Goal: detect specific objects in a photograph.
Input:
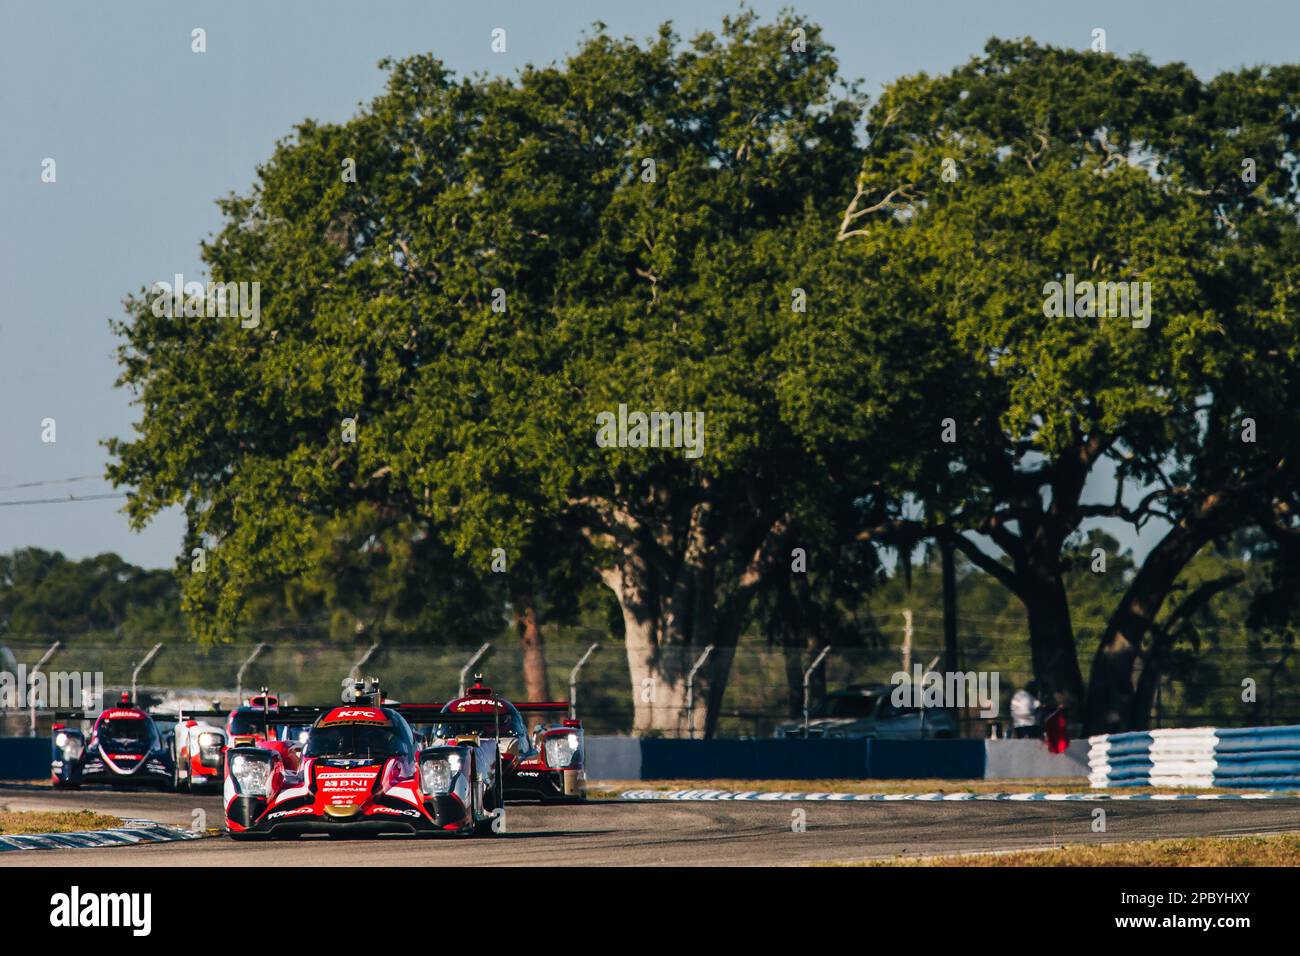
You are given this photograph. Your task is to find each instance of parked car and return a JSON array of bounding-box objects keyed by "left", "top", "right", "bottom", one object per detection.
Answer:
[{"left": 773, "top": 685, "right": 957, "bottom": 739}]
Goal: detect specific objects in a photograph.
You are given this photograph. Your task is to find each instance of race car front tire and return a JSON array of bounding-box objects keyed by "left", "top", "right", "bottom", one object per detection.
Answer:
[{"left": 474, "top": 774, "right": 503, "bottom": 837}]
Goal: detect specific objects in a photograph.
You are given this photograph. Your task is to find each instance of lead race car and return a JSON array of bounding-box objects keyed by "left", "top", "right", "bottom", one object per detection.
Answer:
[
  {"left": 224, "top": 679, "right": 504, "bottom": 840},
  {"left": 50, "top": 692, "right": 174, "bottom": 789}
]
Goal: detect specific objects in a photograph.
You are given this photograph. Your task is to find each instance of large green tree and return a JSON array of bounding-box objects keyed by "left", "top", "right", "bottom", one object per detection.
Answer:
[
  {"left": 108, "top": 13, "right": 905, "bottom": 734},
  {"left": 811, "top": 39, "right": 1300, "bottom": 731}
]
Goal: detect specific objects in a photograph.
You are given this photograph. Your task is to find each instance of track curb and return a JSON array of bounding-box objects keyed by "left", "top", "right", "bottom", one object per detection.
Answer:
[
  {"left": 0, "top": 819, "right": 209, "bottom": 852},
  {"left": 620, "top": 788, "right": 1300, "bottom": 802}
]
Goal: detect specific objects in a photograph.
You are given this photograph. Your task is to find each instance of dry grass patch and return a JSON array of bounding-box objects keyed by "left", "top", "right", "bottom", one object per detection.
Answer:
[
  {"left": 0, "top": 810, "right": 123, "bottom": 835},
  {"left": 867, "top": 833, "right": 1300, "bottom": 867}
]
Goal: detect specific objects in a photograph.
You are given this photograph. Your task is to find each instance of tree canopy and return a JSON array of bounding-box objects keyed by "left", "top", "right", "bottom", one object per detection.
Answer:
[{"left": 108, "top": 15, "right": 1300, "bottom": 734}]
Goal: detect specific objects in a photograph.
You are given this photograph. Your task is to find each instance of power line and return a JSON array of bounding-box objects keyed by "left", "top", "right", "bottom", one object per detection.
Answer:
[
  {"left": 0, "top": 474, "right": 104, "bottom": 491},
  {"left": 0, "top": 492, "right": 127, "bottom": 508}
]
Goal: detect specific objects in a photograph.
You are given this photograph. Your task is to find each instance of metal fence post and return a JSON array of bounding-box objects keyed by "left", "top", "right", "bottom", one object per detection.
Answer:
[
  {"left": 685, "top": 645, "right": 715, "bottom": 740},
  {"left": 28, "top": 641, "right": 61, "bottom": 737},
  {"left": 802, "top": 646, "right": 832, "bottom": 739},
  {"left": 568, "top": 643, "right": 600, "bottom": 719},
  {"left": 236, "top": 642, "right": 269, "bottom": 705},
  {"left": 130, "top": 642, "right": 164, "bottom": 705},
  {"left": 459, "top": 642, "right": 491, "bottom": 696}
]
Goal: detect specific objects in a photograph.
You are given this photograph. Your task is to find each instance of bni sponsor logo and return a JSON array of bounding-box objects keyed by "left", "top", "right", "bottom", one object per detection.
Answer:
[{"left": 49, "top": 886, "right": 151, "bottom": 937}]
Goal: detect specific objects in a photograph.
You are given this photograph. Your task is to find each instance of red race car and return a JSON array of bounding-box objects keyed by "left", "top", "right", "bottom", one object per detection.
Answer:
[
  {"left": 399, "top": 679, "right": 586, "bottom": 803},
  {"left": 224, "top": 682, "right": 503, "bottom": 840},
  {"left": 171, "top": 692, "right": 307, "bottom": 792}
]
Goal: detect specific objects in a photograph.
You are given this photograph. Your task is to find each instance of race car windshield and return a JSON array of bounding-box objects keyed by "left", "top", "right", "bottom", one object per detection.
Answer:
[
  {"left": 100, "top": 719, "right": 158, "bottom": 746},
  {"left": 303, "top": 724, "right": 407, "bottom": 759},
  {"left": 229, "top": 712, "right": 272, "bottom": 736},
  {"left": 432, "top": 712, "right": 522, "bottom": 740},
  {"left": 280, "top": 724, "right": 312, "bottom": 744}
]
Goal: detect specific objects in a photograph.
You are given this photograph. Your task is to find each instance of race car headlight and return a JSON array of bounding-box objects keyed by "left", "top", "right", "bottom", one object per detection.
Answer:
[
  {"left": 229, "top": 752, "right": 273, "bottom": 796},
  {"left": 198, "top": 732, "right": 224, "bottom": 754},
  {"left": 55, "top": 733, "right": 83, "bottom": 760},
  {"left": 544, "top": 732, "right": 581, "bottom": 769},
  {"left": 420, "top": 756, "right": 455, "bottom": 795}
]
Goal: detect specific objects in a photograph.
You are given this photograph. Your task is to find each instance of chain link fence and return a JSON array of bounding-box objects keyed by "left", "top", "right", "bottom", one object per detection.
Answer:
[{"left": 3, "top": 631, "right": 1297, "bottom": 738}]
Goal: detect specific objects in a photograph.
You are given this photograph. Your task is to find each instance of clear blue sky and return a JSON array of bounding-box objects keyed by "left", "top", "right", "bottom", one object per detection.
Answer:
[{"left": 1, "top": 0, "right": 1295, "bottom": 569}]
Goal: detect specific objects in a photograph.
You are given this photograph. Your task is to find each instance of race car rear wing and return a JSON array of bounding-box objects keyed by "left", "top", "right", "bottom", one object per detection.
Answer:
[
  {"left": 512, "top": 702, "right": 571, "bottom": 713},
  {"left": 166, "top": 709, "right": 227, "bottom": 722},
  {"left": 203, "top": 704, "right": 332, "bottom": 742},
  {"left": 393, "top": 706, "right": 502, "bottom": 732},
  {"left": 390, "top": 712, "right": 501, "bottom": 738}
]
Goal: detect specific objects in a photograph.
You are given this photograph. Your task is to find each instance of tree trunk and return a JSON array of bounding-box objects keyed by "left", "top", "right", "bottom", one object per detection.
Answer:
[
  {"left": 1128, "top": 571, "right": 1245, "bottom": 730},
  {"left": 599, "top": 560, "right": 698, "bottom": 736},
  {"left": 512, "top": 588, "right": 549, "bottom": 702},
  {"left": 1021, "top": 568, "right": 1086, "bottom": 716},
  {"left": 584, "top": 495, "right": 782, "bottom": 737},
  {"left": 775, "top": 573, "right": 822, "bottom": 719},
  {"left": 1084, "top": 514, "right": 1224, "bottom": 734}
]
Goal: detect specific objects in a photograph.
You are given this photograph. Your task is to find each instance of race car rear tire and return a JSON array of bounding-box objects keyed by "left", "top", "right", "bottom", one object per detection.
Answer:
[{"left": 52, "top": 781, "right": 80, "bottom": 790}]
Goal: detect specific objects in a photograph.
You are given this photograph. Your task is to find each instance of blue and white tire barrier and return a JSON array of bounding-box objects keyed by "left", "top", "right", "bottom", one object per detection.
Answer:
[
  {"left": 0, "top": 819, "right": 206, "bottom": 852},
  {"left": 1089, "top": 725, "right": 1300, "bottom": 789},
  {"left": 620, "top": 789, "right": 1298, "bottom": 802}
]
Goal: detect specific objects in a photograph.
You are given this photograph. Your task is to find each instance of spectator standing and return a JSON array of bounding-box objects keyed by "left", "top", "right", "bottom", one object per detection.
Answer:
[{"left": 1010, "top": 682, "right": 1042, "bottom": 738}]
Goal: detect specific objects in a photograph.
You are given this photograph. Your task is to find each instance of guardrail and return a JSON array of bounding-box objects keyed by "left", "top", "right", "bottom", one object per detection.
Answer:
[
  {"left": 1, "top": 735, "right": 1087, "bottom": 784},
  {"left": 586, "top": 737, "right": 1085, "bottom": 781},
  {"left": 1088, "top": 725, "right": 1300, "bottom": 789}
]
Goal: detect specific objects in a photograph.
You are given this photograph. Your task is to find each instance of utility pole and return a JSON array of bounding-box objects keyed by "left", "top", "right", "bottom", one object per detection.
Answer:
[{"left": 901, "top": 609, "right": 913, "bottom": 674}]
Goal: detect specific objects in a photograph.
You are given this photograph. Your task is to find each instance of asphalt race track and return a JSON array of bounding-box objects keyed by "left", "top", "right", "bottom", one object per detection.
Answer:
[{"left": 4, "top": 783, "right": 1300, "bottom": 865}]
